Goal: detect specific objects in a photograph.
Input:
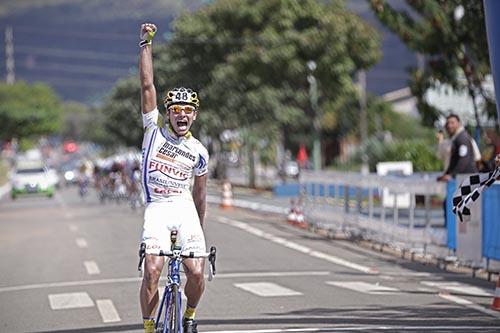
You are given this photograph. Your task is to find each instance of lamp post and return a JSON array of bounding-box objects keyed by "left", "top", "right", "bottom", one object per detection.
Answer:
[
  {"left": 357, "top": 70, "right": 369, "bottom": 175},
  {"left": 307, "top": 60, "right": 321, "bottom": 171}
]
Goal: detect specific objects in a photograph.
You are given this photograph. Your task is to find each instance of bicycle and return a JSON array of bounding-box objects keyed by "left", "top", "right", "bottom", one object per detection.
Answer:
[{"left": 138, "top": 230, "right": 216, "bottom": 333}]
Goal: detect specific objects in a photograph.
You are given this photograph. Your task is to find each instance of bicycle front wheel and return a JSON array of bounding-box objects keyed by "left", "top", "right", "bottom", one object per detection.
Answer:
[{"left": 167, "top": 284, "right": 181, "bottom": 333}]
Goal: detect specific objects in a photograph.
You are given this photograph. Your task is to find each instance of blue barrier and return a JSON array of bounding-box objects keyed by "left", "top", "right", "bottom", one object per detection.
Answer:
[
  {"left": 273, "top": 182, "right": 376, "bottom": 198},
  {"left": 482, "top": 183, "right": 500, "bottom": 260},
  {"left": 446, "top": 179, "right": 457, "bottom": 251},
  {"left": 273, "top": 183, "right": 301, "bottom": 197}
]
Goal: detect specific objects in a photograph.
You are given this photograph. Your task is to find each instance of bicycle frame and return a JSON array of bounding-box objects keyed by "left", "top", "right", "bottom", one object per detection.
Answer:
[
  {"left": 138, "top": 231, "right": 216, "bottom": 333},
  {"left": 155, "top": 253, "right": 183, "bottom": 333}
]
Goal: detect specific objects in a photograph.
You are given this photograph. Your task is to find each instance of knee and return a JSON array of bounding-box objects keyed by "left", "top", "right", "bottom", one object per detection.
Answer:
[
  {"left": 143, "top": 266, "right": 161, "bottom": 286},
  {"left": 187, "top": 266, "right": 205, "bottom": 284}
]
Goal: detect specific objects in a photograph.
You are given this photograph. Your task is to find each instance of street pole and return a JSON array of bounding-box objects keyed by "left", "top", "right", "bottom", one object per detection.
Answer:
[
  {"left": 307, "top": 60, "right": 321, "bottom": 171},
  {"left": 5, "top": 26, "right": 15, "bottom": 84},
  {"left": 357, "top": 70, "right": 369, "bottom": 175}
]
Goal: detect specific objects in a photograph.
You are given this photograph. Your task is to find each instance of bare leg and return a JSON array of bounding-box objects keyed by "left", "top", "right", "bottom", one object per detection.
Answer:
[
  {"left": 183, "top": 258, "right": 205, "bottom": 307},
  {"left": 140, "top": 255, "right": 165, "bottom": 317}
]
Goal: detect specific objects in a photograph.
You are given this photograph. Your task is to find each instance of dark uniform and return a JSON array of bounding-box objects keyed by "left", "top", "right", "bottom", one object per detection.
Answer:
[{"left": 445, "top": 129, "right": 478, "bottom": 177}]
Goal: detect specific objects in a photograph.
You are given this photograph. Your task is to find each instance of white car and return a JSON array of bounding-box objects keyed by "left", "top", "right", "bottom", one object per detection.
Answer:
[{"left": 10, "top": 161, "right": 55, "bottom": 199}]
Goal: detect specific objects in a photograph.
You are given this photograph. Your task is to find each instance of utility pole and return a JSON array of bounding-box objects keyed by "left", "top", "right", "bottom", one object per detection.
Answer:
[
  {"left": 307, "top": 60, "right": 321, "bottom": 171},
  {"left": 5, "top": 26, "right": 15, "bottom": 84},
  {"left": 357, "top": 70, "right": 369, "bottom": 175}
]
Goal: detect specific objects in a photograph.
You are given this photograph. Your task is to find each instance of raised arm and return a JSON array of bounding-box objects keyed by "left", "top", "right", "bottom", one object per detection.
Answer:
[
  {"left": 192, "top": 174, "right": 208, "bottom": 227},
  {"left": 139, "top": 23, "right": 157, "bottom": 114}
]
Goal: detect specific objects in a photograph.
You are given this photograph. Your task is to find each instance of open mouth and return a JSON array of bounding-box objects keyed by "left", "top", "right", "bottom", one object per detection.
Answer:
[{"left": 177, "top": 120, "right": 188, "bottom": 130}]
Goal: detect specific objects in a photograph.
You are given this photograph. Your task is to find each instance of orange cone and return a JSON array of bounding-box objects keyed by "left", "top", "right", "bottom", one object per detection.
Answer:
[
  {"left": 492, "top": 277, "right": 500, "bottom": 311},
  {"left": 294, "top": 198, "right": 307, "bottom": 229},
  {"left": 295, "top": 206, "right": 307, "bottom": 229},
  {"left": 220, "top": 181, "right": 233, "bottom": 209},
  {"left": 287, "top": 199, "right": 298, "bottom": 225}
]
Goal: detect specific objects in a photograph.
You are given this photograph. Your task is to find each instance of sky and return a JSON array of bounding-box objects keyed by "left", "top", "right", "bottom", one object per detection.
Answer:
[{"left": 0, "top": 0, "right": 416, "bottom": 106}]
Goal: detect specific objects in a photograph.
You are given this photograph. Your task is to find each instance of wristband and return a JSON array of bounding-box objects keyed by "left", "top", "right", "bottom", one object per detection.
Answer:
[{"left": 139, "top": 29, "right": 156, "bottom": 47}]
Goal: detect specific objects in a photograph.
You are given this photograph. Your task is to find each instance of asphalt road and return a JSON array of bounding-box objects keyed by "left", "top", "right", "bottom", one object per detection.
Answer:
[{"left": 1, "top": 186, "right": 500, "bottom": 333}]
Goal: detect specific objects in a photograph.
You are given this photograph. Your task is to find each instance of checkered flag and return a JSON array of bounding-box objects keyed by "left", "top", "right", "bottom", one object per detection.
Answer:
[{"left": 452, "top": 167, "right": 500, "bottom": 222}]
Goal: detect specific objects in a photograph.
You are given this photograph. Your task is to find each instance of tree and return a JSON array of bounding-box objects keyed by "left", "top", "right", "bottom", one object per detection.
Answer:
[
  {"left": 0, "top": 81, "right": 63, "bottom": 142},
  {"left": 369, "top": 0, "right": 496, "bottom": 127},
  {"left": 102, "top": 0, "right": 381, "bottom": 182}
]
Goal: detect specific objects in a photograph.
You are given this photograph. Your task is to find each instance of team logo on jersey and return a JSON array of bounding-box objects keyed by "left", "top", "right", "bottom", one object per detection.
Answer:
[
  {"left": 157, "top": 141, "right": 196, "bottom": 162},
  {"left": 149, "top": 160, "right": 189, "bottom": 181}
]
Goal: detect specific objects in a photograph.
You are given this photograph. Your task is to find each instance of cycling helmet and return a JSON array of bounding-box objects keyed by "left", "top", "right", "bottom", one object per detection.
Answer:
[{"left": 164, "top": 87, "right": 200, "bottom": 109}]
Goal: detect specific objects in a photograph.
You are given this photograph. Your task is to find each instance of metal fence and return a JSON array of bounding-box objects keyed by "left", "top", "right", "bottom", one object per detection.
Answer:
[{"left": 296, "top": 171, "right": 449, "bottom": 257}]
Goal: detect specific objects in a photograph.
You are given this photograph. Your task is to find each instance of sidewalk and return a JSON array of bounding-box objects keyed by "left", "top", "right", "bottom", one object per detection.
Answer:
[{"left": 207, "top": 184, "right": 290, "bottom": 215}]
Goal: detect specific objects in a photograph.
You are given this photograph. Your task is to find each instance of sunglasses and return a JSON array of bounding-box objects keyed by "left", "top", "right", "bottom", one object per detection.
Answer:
[{"left": 168, "top": 105, "right": 196, "bottom": 114}]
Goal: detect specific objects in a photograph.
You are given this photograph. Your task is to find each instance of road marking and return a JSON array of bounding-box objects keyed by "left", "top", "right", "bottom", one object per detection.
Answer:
[
  {"left": 422, "top": 281, "right": 492, "bottom": 296},
  {"left": 96, "top": 299, "right": 121, "bottom": 323},
  {"left": 48, "top": 292, "right": 94, "bottom": 310},
  {"left": 217, "top": 216, "right": 377, "bottom": 274},
  {"left": 203, "top": 326, "right": 500, "bottom": 333},
  {"left": 327, "top": 281, "right": 399, "bottom": 294},
  {"left": 439, "top": 292, "right": 500, "bottom": 319},
  {"left": 0, "top": 271, "right": 329, "bottom": 293},
  {"left": 75, "top": 238, "right": 88, "bottom": 248},
  {"left": 68, "top": 224, "right": 79, "bottom": 232},
  {"left": 84, "top": 261, "right": 100, "bottom": 275},
  {"left": 55, "top": 192, "right": 74, "bottom": 219},
  {"left": 205, "top": 329, "right": 320, "bottom": 333},
  {"left": 234, "top": 282, "right": 302, "bottom": 297}
]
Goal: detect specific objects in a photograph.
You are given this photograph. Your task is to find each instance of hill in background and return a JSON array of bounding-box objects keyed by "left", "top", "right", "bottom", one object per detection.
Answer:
[{"left": 0, "top": 0, "right": 416, "bottom": 105}]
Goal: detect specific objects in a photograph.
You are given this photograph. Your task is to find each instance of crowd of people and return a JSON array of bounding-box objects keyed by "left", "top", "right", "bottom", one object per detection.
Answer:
[{"left": 76, "top": 152, "right": 144, "bottom": 209}]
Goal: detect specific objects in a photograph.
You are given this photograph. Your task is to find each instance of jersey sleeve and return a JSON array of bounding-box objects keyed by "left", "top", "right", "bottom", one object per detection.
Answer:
[
  {"left": 142, "top": 108, "right": 159, "bottom": 131},
  {"left": 194, "top": 145, "right": 209, "bottom": 177}
]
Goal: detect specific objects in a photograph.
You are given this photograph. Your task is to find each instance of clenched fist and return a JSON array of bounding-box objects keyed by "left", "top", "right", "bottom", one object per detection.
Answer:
[{"left": 140, "top": 23, "right": 157, "bottom": 47}]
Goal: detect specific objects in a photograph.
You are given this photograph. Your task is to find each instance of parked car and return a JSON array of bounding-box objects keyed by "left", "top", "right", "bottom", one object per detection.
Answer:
[
  {"left": 46, "top": 167, "right": 61, "bottom": 189},
  {"left": 10, "top": 160, "right": 55, "bottom": 199}
]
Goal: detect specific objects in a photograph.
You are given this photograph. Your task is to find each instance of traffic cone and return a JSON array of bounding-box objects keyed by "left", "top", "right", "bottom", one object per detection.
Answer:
[
  {"left": 491, "top": 277, "right": 500, "bottom": 311},
  {"left": 294, "top": 198, "right": 307, "bottom": 229},
  {"left": 287, "top": 199, "right": 298, "bottom": 225},
  {"left": 220, "top": 181, "right": 233, "bottom": 209}
]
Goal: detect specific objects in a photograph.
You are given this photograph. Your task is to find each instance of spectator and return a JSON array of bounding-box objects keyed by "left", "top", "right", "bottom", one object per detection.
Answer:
[
  {"left": 435, "top": 129, "right": 451, "bottom": 172},
  {"left": 437, "top": 114, "right": 478, "bottom": 182},
  {"left": 479, "top": 130, "right": 500, "bottom": 172}
]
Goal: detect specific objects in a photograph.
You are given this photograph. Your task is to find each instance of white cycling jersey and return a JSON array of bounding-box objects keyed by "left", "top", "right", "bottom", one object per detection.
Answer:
[{"left": 141, "top": 108, "right": 209, "bottom": 203}]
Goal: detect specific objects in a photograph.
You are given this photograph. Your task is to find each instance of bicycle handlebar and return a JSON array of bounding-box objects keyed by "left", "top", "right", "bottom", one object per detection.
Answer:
[{"left": 138, "top": 244, "right": 217, "bottom": 277}]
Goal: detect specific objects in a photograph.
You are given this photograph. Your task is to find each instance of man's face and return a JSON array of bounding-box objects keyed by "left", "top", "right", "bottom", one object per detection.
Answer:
[
  {"left": 167, "top": 104, "right": 197, "bottom": 136},
  {"left": 445, "top": 117, "right": 460, "bottom": 136}
]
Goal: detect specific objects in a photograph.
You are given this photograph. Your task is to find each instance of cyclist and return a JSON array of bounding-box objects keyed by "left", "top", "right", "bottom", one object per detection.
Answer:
[{"left": 138, "top": 23, "right": 209, "bottom": 333}]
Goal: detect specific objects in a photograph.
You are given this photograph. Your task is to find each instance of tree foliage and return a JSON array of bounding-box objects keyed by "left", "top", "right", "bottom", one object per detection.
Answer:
[
  {"left": 369, "top": 0, "right": 496, "bottom": 126},
  {"left": 0, "top": 81, "right": 63, "bottom": 141},
  {"left": 102, "top": 0, "right": 381, "bottom": 152}
]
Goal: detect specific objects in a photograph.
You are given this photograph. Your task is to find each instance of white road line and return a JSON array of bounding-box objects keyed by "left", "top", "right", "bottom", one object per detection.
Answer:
[
  {"left": 55, "top": 192, "right": 74, "bottom": 219},
  {"left": 96, "top": 299, "right": 121, "bottom": 323},
  {"left": 0, "top": 271, "right": 329, "bottom": 293},
  {"left": 48, "top": 292, "right": 94, "bottom": 310},
  {"left": 205, "top": 329, "right": 320, "bottom": 333},
  {"left": 203, "top": 326, "right": 500, "bottom": 333},
  {"left": 75, "top": 238, "right": 88, "bottom": 248},
  {"left": 68, "top": 224, "right": 79, "bottom": 232},
  {"left": 327, "top": 281, "right": 399, "bottom": 294},
  {"left": 217, "top": 216, "right": 377, "bottom": 274},
  {"left": 422, "top": 281, "right": 492, "bottom": 296},
  {"left": 234, "top": 282, "right": 302, "bottom": 297},
  {"left": 84, "top": 261, "right": 101, "bottom": 275},
  {"left": 439, "top": 292, "right": 500, "bottom": 319}
]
